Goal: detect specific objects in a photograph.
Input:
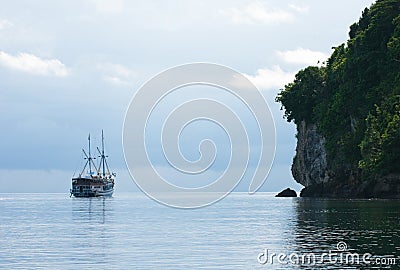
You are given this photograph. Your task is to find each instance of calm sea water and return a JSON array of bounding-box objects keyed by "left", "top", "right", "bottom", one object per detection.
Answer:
[{"left": 0, "top": 193, "right": 399, "bottom": 269}]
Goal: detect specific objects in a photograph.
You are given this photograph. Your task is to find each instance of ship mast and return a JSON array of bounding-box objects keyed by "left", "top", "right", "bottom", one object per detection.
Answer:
[
  {"left": 79, "top": 133, "right": 97, "bottom": 177},
  {"left": 101, "top": 130, "right": 105, "bottom": 177},
  {"left": 97, "top": 130, "right": 111, "bottom": 177},
  {"left": 88, "top": 134, "right": 92, "bottom": 175}
]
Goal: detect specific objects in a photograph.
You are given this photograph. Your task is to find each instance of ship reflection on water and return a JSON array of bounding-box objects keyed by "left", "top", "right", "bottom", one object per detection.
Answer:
[{"left": 71, "top": 197, "right": 113, "bottom": 224}]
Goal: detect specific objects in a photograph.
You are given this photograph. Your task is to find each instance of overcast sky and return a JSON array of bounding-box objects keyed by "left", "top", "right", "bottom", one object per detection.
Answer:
[{"left": 0, "top": 0, "right": 375, "bottom": 193}]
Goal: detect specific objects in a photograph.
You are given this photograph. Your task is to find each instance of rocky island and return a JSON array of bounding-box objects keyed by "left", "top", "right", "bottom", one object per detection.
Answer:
[
  {"left": 277, "top": 0, "right": 400, "bottom": 198},
  {"left": 275, "top": 188, "right": 297, "bottom": 197}
]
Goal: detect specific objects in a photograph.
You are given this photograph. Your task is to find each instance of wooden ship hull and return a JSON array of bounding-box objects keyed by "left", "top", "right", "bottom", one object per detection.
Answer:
[{"left": 71, "top": 177, "right": 114, "bottom": 197}]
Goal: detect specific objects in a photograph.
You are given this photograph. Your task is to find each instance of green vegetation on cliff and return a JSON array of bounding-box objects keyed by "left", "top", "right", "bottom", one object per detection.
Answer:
[{"left": 277, "top": 0, "right": 400, "bottom": 180}]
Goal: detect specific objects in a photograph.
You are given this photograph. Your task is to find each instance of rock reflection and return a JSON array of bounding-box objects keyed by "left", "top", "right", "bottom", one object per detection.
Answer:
[{"left": 292, "top": 198, "right": 400, "bottom": 268}]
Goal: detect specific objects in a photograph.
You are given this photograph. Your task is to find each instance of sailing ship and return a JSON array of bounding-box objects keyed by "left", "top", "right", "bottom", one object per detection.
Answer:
[{"left": 70, "top": 131, "right": 115, "bottom": 197}]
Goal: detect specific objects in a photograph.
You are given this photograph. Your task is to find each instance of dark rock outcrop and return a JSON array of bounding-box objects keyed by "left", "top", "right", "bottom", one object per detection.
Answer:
[
  {"left": 292, "top": 120, "right": 400, "bottom": 198},
  {"left": 275, "top": 188, "right": 297, "bottom": 197},
  {"left": 299, "top": 174, "right": 400, "bottom": 199}
]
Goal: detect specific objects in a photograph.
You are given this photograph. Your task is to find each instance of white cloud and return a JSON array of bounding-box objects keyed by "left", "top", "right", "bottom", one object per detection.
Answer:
[
  {"left": 0, "top": 51, "right": 69, "bottom": 77},
  {"left": 244, "top": 66, "right": 295, "bottom": 90},
  {"left": 97, "top": 63, "right": 132, "bottom": 77},
  {"left": 289, "top": 4, "right": 309, "bottom": 13},
  {"left": 276, "top": 47, "right": 329, "bottom": 66},
  {"left": 88, "top": 0, "right": 124, "bottom": 14},
  {"left": 221, "top": 1, "right": 294, "bottom": 25},
  {"left": 0, "top": 19, "right": 13, "bottom": 30},
  {"left": 103, "top": 76, "right": 128, "bottom": 86},
  {"left": 97, "top": 62, "right": 135, "bottom": 86}
]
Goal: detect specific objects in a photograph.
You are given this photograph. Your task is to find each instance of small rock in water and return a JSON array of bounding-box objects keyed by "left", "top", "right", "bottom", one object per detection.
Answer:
[{"left": 275, "top": 188, "right": 297, "bottom": 197}]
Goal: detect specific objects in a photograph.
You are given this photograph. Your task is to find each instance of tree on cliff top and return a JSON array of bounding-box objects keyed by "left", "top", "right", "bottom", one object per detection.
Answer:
[{"left": 276, "top": 0, "right": 400, "bottom": 178}]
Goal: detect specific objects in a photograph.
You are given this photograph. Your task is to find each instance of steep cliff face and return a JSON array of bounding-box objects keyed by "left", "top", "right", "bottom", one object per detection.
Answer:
[
  {"left": 292, "top": 120, "right": 400, "bottom": 198},
  {"left": 291, "top": 120, "right": 329, "bottom": 187}
]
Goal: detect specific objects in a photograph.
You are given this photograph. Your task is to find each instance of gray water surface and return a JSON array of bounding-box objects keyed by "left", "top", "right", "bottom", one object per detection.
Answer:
[{"left": 0, "top": 193, "right": 399, "bottom": 269}]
